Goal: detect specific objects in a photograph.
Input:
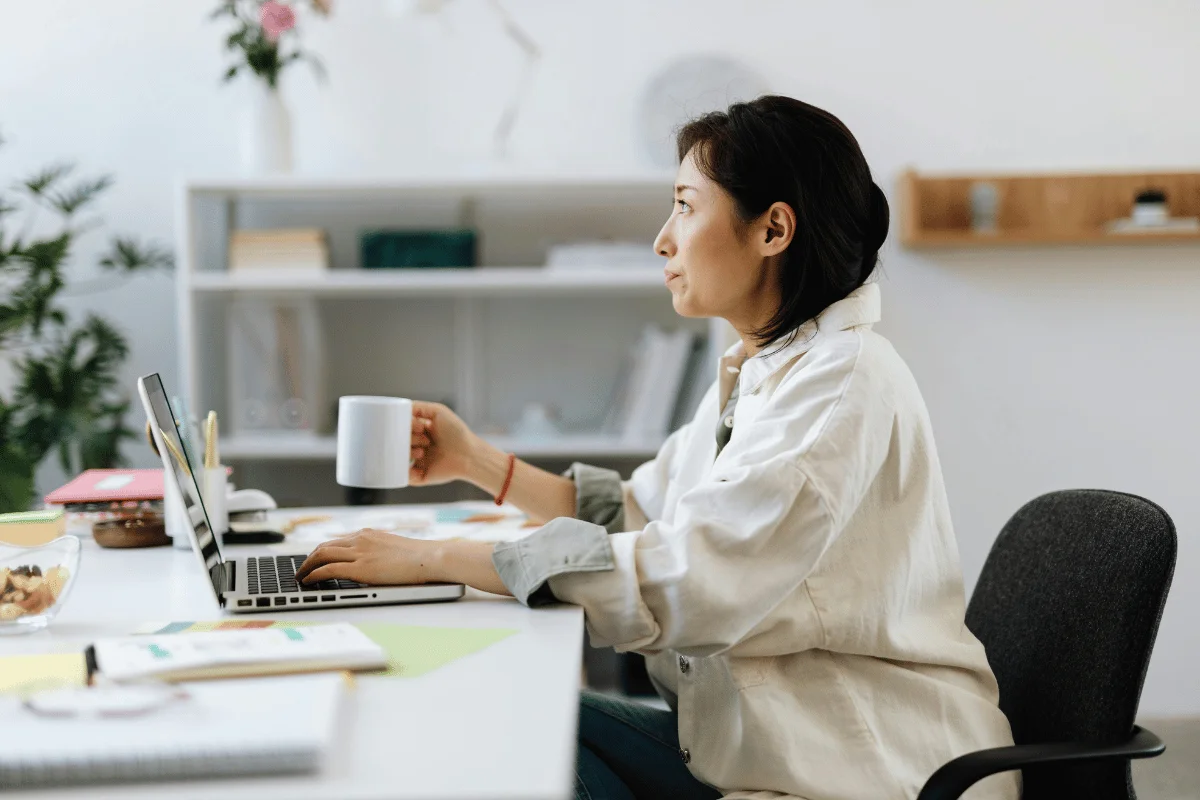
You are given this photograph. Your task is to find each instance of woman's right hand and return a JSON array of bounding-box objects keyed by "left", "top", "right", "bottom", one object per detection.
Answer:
[{"left": 408, "top": 401, "right": 481, "bottom": 487}]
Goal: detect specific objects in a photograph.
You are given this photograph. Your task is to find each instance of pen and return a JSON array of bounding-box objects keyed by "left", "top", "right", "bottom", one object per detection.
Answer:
[{"left": 204, "top": 411, "right": 219, "bottom": 469}]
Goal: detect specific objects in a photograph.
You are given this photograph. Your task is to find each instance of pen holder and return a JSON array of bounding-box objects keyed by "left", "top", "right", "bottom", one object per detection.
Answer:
[{"left": 201, "top": 466, "right": 230, "bottom": 539}]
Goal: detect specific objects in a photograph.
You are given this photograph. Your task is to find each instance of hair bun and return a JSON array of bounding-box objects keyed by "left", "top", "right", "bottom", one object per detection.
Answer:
[{"left": 867, "top": 182, "right": 890, "bottom": 252}]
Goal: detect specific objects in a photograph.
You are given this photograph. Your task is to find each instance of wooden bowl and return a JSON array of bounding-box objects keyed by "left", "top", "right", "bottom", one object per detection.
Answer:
[{"left": 92, "top": 514, "right": 170, "bottom": 548}]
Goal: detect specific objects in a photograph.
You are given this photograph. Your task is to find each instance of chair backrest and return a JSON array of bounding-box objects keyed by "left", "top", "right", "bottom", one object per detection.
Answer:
[{"left": 966, "top": 489, "right": 1176, "bottom": 800}]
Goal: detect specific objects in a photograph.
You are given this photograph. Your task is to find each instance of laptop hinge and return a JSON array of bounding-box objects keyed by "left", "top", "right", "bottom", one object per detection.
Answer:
[{"left": 225, "top": 560, "right": 236, "bottom": 594}]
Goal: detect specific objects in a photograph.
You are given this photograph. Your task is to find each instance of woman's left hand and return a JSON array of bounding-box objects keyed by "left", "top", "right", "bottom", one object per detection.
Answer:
[{"left": 296, "top": 529, "right": 441, "bottom": 586}]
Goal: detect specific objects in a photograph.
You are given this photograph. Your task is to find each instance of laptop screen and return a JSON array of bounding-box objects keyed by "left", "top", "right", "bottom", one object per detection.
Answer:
[{"left": 137, "top": 373, "right": 226, "bottom": 600}]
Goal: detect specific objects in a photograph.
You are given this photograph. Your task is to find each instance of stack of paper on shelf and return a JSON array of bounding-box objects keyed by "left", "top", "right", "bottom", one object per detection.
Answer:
[
  {"left": 545, "top": 240, "right": 661, "bottom": 269},
  {"left": 605, "top": 326, "right": 699, "bottom": 442},
  {"left": 228, "top": 228, "right": 329, "bottom": 272}
]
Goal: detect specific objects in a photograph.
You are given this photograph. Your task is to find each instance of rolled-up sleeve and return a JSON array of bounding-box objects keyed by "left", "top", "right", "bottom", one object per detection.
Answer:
[
  {"left": 564, "top": 462, "right": 625, "bottom": 533},
  {"left": 492, "top": 518, "right": 616, "bottom": 606},
  {"left": 490, "top": 413, "right": 703, "bottom": 609}
]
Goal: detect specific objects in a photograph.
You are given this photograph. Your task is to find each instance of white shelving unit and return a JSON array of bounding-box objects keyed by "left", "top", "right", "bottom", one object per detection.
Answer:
[
  {"left": 189, "top": 267, "right": 668, "bottom": 296},
  {"left": 176, "top": 175, "right": 731, "bottom": 505}
]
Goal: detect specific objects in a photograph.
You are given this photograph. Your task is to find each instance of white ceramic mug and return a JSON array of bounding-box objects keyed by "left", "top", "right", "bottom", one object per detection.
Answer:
[{"left": 336, "top": 396, "right": 413, "bottom": 489}]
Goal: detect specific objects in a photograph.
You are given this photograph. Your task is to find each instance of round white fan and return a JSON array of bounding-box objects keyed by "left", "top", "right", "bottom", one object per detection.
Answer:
[{"left": 636, "top": 55, "right": 772, "bottom": 169}]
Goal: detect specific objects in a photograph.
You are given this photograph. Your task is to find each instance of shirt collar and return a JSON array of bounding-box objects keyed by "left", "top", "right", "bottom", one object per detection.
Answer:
[{"left": 718, "top": 282, "right": 882, "bottom": 397}]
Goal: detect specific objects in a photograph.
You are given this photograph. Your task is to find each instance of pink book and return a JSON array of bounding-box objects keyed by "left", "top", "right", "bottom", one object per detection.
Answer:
[{"left": 44, "top": 469, "right": 164, "bottom": 506}]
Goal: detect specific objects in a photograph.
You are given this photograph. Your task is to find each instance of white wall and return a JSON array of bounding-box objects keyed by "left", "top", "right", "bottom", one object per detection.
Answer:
[{"left": 2, "top": 0, "right": 1198, "bottom": 715}]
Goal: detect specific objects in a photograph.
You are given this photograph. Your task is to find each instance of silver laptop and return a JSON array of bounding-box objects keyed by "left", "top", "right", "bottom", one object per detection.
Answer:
[{"left": 137, "top": 373, "right": 465, "bottom": 613}]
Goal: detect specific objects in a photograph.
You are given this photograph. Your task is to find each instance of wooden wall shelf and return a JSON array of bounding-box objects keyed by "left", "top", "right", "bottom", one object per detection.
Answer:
[{"left": 900, "top": 168, "right": 1200, "bottom": 248}]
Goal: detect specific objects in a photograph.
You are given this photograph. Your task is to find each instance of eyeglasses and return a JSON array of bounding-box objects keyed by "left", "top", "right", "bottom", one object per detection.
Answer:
[{"left": 20, "top": 682, "right": 191, "bottom": 720}]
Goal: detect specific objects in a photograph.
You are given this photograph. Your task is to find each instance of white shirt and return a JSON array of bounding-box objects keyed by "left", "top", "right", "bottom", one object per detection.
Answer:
[{"left": 495, "top": 283, "right": 1019, "bottom": 799}]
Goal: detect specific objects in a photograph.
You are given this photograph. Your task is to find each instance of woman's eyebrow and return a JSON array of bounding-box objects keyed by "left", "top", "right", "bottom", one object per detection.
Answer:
[{"left": 674, "top": 184, "right": 697, "bottom": 195}]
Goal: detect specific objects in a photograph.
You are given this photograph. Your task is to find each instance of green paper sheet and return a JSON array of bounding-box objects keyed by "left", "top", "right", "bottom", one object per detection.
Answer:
[
  {"left": 353, "top": 623, "right": 518, "bottom": 678},
  {"left": 0, "top": 622, "right": 518, "bottom": 692}
]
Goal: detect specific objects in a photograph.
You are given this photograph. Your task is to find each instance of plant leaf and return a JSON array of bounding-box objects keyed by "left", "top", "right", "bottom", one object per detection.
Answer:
[
  {"left": 20, "top": 231, "right": 71, "bottom": 277},
  {"left": 0, "top": 304, "right": 29, "bottom": 338},
  {"left": 50, "top": 175, "right": 114, "bottom": 216},
  {"left": 0, "top": 458, "right": 36, "bottom": 513},
  {"left": 98, "top": 236, "right": 174, "bottom": 272},
  {"left": 20, "top": 163, "right": 74, "bottom": 197},
  {"left": 8, "top": 262, "right": 66, "bottom": 337}
]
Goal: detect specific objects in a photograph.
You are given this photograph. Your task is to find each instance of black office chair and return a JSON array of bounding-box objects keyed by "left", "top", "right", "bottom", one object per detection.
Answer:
[{"left": 918, "top": 489, "right": 1176, "bottom": 800}]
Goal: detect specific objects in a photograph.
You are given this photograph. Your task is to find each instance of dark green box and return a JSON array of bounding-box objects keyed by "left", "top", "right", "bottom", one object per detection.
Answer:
[{"left": 360, "top": 229, "right": 477, "bottom": 269}]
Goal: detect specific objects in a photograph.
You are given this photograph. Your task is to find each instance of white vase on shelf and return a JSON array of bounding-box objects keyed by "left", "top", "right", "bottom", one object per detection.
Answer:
[{"left": 239, "top": 79, "right": 293, "bottom": 175}]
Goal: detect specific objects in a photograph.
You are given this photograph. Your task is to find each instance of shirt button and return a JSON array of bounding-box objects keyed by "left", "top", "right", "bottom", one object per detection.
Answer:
[
  {"left": 723, "top": 415, "right": 734, "bottom": 429},
  {"left": 678, "top": 655, "right": 690, "bottom": 674},
  {"left": 680, "top": 748, "right": 691, "bottom": 764}
]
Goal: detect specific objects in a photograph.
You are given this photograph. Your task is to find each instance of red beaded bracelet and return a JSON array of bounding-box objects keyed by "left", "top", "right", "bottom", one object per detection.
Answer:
[{"left": 494, "top": 452, "right": 516, "bottom": 506}]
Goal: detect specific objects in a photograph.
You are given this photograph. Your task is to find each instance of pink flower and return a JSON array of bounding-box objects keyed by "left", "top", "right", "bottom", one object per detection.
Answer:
[{"left": 260, "top": 1, "right": 296, "bottom": 41}]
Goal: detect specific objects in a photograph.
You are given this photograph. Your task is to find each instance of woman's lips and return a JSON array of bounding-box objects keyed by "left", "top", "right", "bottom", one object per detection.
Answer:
[{"left": 665, "top": 269, "right": 681, "bottom": 284}]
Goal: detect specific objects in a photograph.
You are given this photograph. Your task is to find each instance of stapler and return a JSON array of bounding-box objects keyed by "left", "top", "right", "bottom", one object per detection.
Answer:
[{"left": 221, "top": 488, "right": 285, "bottom": 544}]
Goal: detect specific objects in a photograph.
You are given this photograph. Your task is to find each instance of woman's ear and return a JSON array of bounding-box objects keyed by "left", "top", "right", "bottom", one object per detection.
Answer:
[{"left": 756, "top": 202, "right": 796, "bottom": 256}]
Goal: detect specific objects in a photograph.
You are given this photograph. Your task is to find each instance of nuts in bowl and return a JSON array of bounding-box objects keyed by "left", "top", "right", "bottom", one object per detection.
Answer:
[{"left": 0, "top": 536, "right": 80, "bottom": 634}]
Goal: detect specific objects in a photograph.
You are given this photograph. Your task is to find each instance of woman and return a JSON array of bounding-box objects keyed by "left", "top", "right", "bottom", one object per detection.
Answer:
[{"left": 298, "top": 96, "right": 1019, "bottom": 800}]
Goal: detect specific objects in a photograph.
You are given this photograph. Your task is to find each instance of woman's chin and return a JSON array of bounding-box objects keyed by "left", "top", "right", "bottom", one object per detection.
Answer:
[{"left": 670, "top": 291, "right": 701, "bottom": 318}]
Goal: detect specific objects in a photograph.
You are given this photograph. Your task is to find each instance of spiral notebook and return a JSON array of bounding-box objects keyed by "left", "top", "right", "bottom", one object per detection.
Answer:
[{"left": 0, "top": 672, "right": 344, "bottom": 789}]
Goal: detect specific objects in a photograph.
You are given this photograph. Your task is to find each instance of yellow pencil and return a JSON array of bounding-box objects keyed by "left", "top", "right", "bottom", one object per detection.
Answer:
[{"left": 204, "top": 411, "right": 217, "bottom": 469}]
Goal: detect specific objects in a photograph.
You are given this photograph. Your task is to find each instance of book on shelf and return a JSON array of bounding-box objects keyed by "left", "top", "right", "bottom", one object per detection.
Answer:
[
  {"left": 604, "top": 325, "right": 700, "bottom": 443},
  {"left": 228, "top": 228, "right": 330, "bottom": 272}
]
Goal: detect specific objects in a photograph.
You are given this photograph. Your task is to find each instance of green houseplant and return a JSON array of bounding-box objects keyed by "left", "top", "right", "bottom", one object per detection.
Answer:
[{"left": 0, "top": 134, "right": 172, "bottom": 512}]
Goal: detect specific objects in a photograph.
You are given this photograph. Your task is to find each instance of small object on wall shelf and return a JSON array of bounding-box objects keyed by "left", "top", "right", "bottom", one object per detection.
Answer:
[
  {"left": 229, "top": 228, "right": 329, "bottom": 272},
  {"left": 900, "top": 168, "right": 1200, "bottom": 247},
  {"left": 360, "top": 229, "right": 476, "bottom": 269},
  {"left": 1106, "top": 188, "right": 1200, "bottom": 235}
]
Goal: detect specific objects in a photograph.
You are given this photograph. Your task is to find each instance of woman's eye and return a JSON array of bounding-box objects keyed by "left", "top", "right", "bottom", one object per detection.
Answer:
[{"left": 676, "top": 200, "right": 690, "bottom": 213}]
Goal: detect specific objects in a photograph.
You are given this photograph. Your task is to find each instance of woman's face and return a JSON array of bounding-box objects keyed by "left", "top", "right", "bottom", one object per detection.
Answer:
[{"left": 653, "top": 149, "right": 787, "bottom": 338}]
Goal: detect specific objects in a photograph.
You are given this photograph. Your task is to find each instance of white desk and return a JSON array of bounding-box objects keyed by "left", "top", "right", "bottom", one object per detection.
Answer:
[{"left": 1, "top": 505, "right": 585, "bottom": 800}]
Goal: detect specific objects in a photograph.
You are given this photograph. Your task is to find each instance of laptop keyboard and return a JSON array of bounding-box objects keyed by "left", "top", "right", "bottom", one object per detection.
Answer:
[{"left": 244, "top": 555, "right": 365, "bottom": 595}]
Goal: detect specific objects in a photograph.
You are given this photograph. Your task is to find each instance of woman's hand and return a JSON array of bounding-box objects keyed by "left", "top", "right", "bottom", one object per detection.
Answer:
[
  {"left": 296, "top": 529, "right": 441, "bottom": 586},
  {"left": 409, "top": 401, "right": 482, "bottom": 487},
  {"left": 296, "top": 529, "right": 512, "bottom": 595}
]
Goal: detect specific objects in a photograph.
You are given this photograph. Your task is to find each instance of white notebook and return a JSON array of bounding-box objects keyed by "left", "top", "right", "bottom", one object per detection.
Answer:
[
  {"left": 0, "top": 672, "right": 344, "bottom": 789},
  {"left": 91, "top": 622, "right": 387, "bottom": 682}
]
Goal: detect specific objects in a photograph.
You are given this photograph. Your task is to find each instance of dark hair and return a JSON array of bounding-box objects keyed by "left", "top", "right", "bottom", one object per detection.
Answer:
[{"left": 676, "top": 95, "right": 889, "bottom": 350}]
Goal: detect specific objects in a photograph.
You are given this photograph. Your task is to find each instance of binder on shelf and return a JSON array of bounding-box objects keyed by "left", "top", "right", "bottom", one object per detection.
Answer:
[
  {"left": 226, "top": 296, "right": 327, "bottom": 435},
  {"left": 605, "top": 325, "right": 698, "bottom": 443}
]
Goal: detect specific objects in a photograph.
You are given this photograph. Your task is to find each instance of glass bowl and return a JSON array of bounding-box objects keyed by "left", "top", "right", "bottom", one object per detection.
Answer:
[{"left": 0, "top": 535, "right": 81, "bottom": 635}]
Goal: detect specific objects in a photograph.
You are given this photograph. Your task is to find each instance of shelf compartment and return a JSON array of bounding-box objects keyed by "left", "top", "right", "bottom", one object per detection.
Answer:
[
  {"left": 190, "top": 267, "right": 667, "bottom": 296},
  {"left": 900, "top": 168, "right": 1200, "bottom": 248},
  {"left": 219, "top": 433, "right": 664, "bottom": 461}
]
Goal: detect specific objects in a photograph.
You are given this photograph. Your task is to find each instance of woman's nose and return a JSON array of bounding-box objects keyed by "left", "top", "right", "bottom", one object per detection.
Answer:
[{"left": 653, "top": 224, "right": 674, "bottom": 258}]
